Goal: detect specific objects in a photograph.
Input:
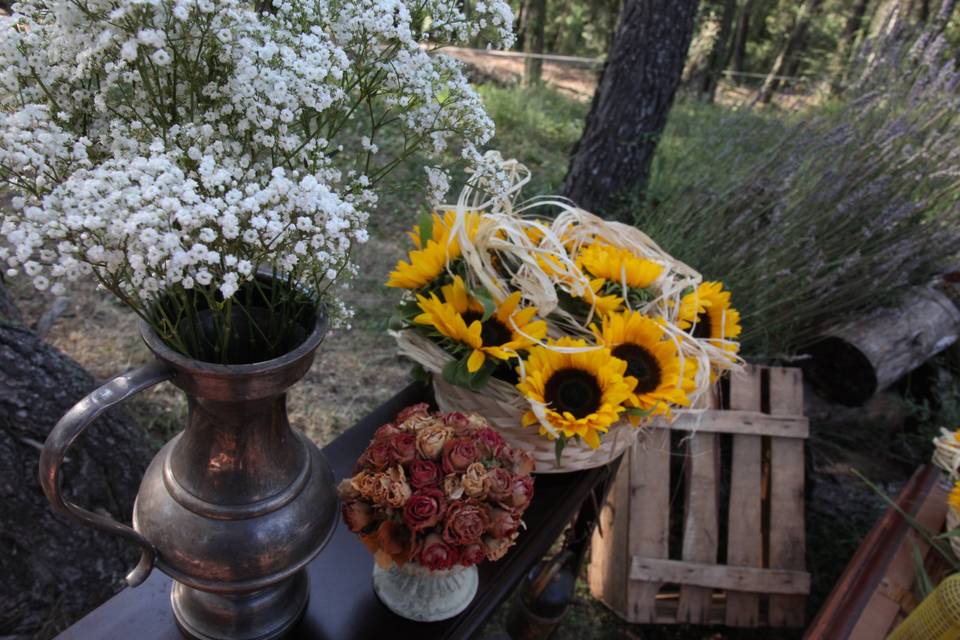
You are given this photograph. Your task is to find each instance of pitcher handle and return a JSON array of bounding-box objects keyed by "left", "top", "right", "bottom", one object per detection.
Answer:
[{"left": 39, "top": 359, "right": 175, "bottom": 587}]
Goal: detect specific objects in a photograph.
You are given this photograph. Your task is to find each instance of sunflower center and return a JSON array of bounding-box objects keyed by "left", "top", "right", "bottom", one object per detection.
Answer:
[
  {"left": 612, "top": 343, "right": 662, "bottom": 394},
  {"left": 464, "top": 312, "right": 513, "bottom": 346},
  {"left": 544, "top": 368, "right": 602, "bottom": 419},
  {"left": 691, "top": 311, "right": 713, "bottom": 340}
]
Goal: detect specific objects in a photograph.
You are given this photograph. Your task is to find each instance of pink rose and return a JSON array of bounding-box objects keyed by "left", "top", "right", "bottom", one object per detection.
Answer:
[
  {"left": 442, "top": 437, "right": 479, "bottom": 474},
  {"left": 416, "top": 424, "right": 454, "bottom": 460},
  {"left": 444, "top": 411, "right": 474, "bottom": 434},
  {"left": 418, "top": 533, "right": 460, "bottom": 571},
  {"left": 512, "top": 449, "right": 536, "bottom": 476},
  {"left": 461, "top": 462, "right": 489, "bottom": 499},
  {"left": 397, "top": 403, "right": 430, "bottom": 424},
  {"left": 507, "top": 475, "right": 534, "bottom": 511},
  {"left": 461, "top": 543, "right": 486, "bottom": 567},
  {"left": 373, "top": 422, "right": 400, "bottom": 440},
  {"left": 402, "top": 488, "right": 446, "bottom": 532},
  {"left": 443, "top": 473, "right": 465, "bottom": 500},
  {"left": 389, "top": 432, "right": 417, "bottom": 465},
  {"left": 341, "top": 501, "right": 376, "bottom": 533},
  {"left": 442, "top": 500, "right": 490, "bottom": 546},
  {"left": 409, "top": 459, "right": 443, "bottom": 489},
  {"left": 486, "top": 467, "right": 513, "bottom": 502},
  {"left": 360, "top": 440, "right": 393, "bottom": 472},
  {"left": 476, "top": 427, "right": 507, "bottom": 458},
  {"left": 487, "top": 508, "right": 521, "bottom": 539}
]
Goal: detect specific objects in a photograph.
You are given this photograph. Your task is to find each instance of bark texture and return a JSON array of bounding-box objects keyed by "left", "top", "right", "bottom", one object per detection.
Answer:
[
  {"left": 700, "top": 0, "right": 737, "bottom": 101},
  {"left": 562, "top": 0, "right": 699, "bottom": 218},
  {"left": 0, "top": 288, "right": 153, "bottom": 639},
  {"left": 803, "top": 287, "right": 960, "bottom": 406},
  {"left": 730, "top": 0, "right": 753, "bottom": 79},
  {"left": 522, "top": 0, "right": 546, "bottom": 86}
]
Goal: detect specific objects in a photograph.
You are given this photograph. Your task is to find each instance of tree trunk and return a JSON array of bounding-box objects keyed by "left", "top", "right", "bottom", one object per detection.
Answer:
[
  {"left": 0, "top": 285, "right": 154, "bottom": 638},
  {"left": 561, "top": 0, "right": 700, "bottom": 218},
  {"left": 730, "top": 0, "right": 754, "bottom": 81},
  {"left": 701, "top": 0, "right": 738, "bottom": 101},
  {"left": 756, "top": 0, "right": 823, "bottom": 104},
  {"left": 523, "top": 0, "right": 546, "bottom": 86},
  {"left": 802, "top": 287, "right": 960, "bottom": 406}
]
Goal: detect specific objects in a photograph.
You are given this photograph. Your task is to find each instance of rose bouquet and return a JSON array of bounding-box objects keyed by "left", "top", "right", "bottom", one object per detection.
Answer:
[
  {"left": 0, "top": 0, "right": 514, "bottom": 363},
  {"left": 388, "top": 159, "right": 743, "bottom": 470},
  {"left": 338, "top": 403, "right": 535, "bottom": 572}
]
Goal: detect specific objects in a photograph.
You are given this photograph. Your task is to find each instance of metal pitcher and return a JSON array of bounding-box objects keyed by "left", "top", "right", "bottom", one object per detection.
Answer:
[{"left": 38, "top": 312, "right": 338, "bottom": 640}]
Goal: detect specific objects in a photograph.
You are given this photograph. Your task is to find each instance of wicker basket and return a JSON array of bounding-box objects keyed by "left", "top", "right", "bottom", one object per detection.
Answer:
[{"left": 396, "top": 330, "right": 638, "bottom": 473}]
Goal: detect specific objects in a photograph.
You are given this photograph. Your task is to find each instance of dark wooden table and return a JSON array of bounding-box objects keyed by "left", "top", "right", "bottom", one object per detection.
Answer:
[{"left": 58, "top": 382, "right": 617, "bottom": 640}]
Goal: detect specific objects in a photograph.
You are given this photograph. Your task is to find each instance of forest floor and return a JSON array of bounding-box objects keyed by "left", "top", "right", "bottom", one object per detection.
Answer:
[{"left": 7, "top": 73, "right": 952, "bottom": 639}]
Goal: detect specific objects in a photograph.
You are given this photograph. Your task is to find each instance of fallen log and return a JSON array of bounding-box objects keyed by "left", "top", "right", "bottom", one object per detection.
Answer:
[{"left": 802, "top": 287, "right": 960, "bottom": 406}]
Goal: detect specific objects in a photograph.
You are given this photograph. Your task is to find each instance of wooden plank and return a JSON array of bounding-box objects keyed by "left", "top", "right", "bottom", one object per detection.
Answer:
[
  {"left": 652, "top": 410, "right": 809, "bottom": 438},
  {"left": 767, "top": 367, "right": 808, "bottom": 627},
  {"left": 632, "top": 557, "right": 809, "bottom": 594},
  {"left": 677, "top": 432, "right": 720, "bottom": 624},
  {"left": 847, "top": 479, "right": 948, "bottom": 640},
  {"left": 587, "top": 446, "right": 632, "bottom": 616},
  {"left": 625, "top": 427, "right": 672, "bottom": 622},
  {"left": 725, "top": 367, "right": 764, "bottom": 626},
  {"left": 804, "top": 465, "right": 944, "bottom": 640}
]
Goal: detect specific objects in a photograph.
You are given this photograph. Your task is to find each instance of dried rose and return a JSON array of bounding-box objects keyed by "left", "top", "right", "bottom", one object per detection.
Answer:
[
  {"left": 444, "top": 411, "right": 474, "bottom": 434},
  {"left": 461, "top": 543, "right": 486, "bottom": 567},
  {"left": 385, "top": 478, "right": 412, "bottom": 509},
  {"left": 507, "top": 474, "right": 534, "bottom": 511},
  {"left": 418, "top": 533, "right": 460, "bottom": 571},
  {"left": 476, "top": 426, "right": 507, "bottom": 458},
  {"left": 368, "top": 474, "right": 391, "bottom": 505},
  {"left": 487, "top": 508, "right": 521, "bottom": 539},
  {"left": 350, "top": 471, "right": 380, "bottom": 500},
  {"left": 483, "top": 533, "right": 517, "bottom": 562},
  {"left": 512, "top": 449, "right": 536, "bottom": 476},
  {"left": 371, "top": 519, "right": 415, "bottom": 568},
  {"left": 461, "top": 462, "right": 489, "bottom": 499},
  {"left": 389, "top": 432, "right": 417, "bottom": 465},
  {"left": 409, "top": 459, "right": 443, "bottom": 489},
  {"left": 341, "top": 500, "right": 376, "bottom": 533},
  {"left": 360, "top": 439, "right": 393, "bottom": 472},
  {"left": 486, "top": 467, "right": 513, "bottom": 502},
  {"left": 337, "top": 477, "right": 360, "bottom": 501},
  {"left": 442, "top": 437, "right": 479, "bottom": 474},
  {"left": 416, "top": 423, "right": 453, "bottom": 460},
  {"left": 397, "top": 403, "right": 430, "bottom": 424},
  {"left": 402, "top": 488, "right": 446, "bottom": 532},
  {"left": 442, "top": 500, "right": 490, "bottom": 546},
  {"left": 443, "top": 473, "right": 465, "bottom": 500},
  {"left": 373, "top": 422, "right": 400, "bottom": 440}
]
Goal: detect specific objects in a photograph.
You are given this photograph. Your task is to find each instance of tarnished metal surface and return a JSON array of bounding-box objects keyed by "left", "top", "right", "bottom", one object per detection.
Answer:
[{"left": 40, "top": 310, "right": 339, "bottom": 639}]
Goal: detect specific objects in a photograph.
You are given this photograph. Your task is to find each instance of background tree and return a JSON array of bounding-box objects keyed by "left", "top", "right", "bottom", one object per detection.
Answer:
[
  {"left": 700, "top": 0, "right": 738, "bottom": 100},
  {"left": 523, "top": 0, "right": 547, "bottom": 86},
  {"left": 756, "top": 0, "right": 824, "bottom": 104},
  {"left": 562, "top": 0, "right": 700, "bottom": 218}
]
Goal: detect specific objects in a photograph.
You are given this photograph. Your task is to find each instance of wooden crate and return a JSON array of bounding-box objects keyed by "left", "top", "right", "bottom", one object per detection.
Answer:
[{"left": 588, "top": 365, "right": 811, "bottom": 627}]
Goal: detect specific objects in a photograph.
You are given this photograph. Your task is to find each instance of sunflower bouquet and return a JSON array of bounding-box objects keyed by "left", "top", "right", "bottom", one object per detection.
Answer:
[{"left": 388, "top": 157, "right": 742, "bottom": 470}]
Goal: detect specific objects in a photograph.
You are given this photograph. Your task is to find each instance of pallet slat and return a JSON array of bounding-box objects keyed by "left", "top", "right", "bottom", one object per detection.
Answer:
[
  {"left": 630, "top": 557, "right": 810, "bottom": 595},
  {"left": 655, "top": 410, "right": 809, "bottom": 438},
  {"left": 627, "top": 427, "right": 672, "bottom": 622},
  {"left": 767, "top": 367, "right": 807, "bottom": 627},
  {"left": 677, "top": 431, "right": 720, "bottom": 624},
  {"left": 725, "top": 368, "right": 764, "bottom": 626}
]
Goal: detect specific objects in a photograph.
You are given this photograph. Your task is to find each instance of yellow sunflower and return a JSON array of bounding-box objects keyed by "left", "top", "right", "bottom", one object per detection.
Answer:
[
  {"left": 679, "top": 281, "right": 742, "bottom": 349},
  {"left": 386, "top": 211, "right": 481, "bottom": 289},
  {"left": 583, "top": 277, "right": 624, "bottom": 316},
  {"left": 592, "top": 310, "right": 695, "bottom": 420},
  {"left": 578, "top": 243, "right": 664, "bottom": 290},
  {"left": 950, "top": 480, "right": 960, "bottom": 515},
  {"left": 516, "top": 337, "right": 636, "bottom": 449},
  {"left": 414, "top": 276, "right": 547, "bottom": 373}
]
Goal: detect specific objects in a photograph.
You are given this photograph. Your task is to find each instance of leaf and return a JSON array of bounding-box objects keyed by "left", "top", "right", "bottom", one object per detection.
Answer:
[
  {"left": 911, "top": 538, "right": 934, "bottom": 600},
  {"left": 411, "top": 363, "right": 430, "bottom": 382},
  {"left": 471, "top": 286, "right": 497, "bottom": 322},
  {"left": 936, "top": 527, "right": 960, "bottom": 539},
  {"left": 624, "top": 405, "right": 658, "bottom": 419},
  {"left": 852, "top": 469, "right": 960, "bottom": 571},
  {"left": 466, "top": 360, "right": 496, "bottom": 391},
  {"left": 418, "top": 211, "right": 434, "bottom": 248},
  {"left": 554, "top": 435, "right": 567, "bottom": 468}
]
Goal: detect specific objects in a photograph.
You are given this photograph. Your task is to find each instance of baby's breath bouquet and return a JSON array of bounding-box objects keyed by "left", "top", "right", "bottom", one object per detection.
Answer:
[
  {"left": 0, "top": 0, "right": 513, "bottom": 362},
  {"left": 389, "top": 158, "right": 743, "bottom": 470}
]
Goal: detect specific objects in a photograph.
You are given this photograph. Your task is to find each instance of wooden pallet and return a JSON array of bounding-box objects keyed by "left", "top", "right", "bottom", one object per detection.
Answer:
[{"left": 588, "top": 365, "right": 811, "bottom": 627}]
